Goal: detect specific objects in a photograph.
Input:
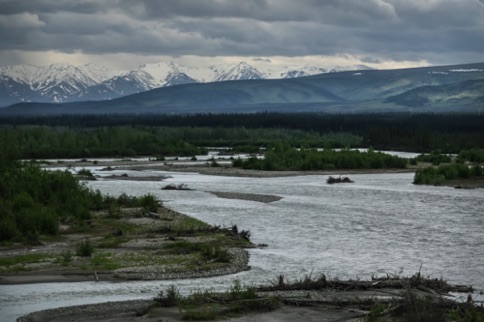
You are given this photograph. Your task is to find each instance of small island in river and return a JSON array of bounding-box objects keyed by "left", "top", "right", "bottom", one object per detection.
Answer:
[{"left": 0, "top": 204, "right": 254, "bottom": 285}]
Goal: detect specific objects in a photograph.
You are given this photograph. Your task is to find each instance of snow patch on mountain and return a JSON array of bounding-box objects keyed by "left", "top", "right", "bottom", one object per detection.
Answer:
[
  {"left": 213, "top": 62, "right": 264, "bottom": 81},
  {"left": 0, "top": 61, "right": 373, "bottom": 106}
]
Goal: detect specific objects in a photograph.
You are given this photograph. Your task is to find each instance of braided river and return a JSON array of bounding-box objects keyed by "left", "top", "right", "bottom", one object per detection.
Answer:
[{"left": 1, "top": 167, "right": 483, "bottom": 321}]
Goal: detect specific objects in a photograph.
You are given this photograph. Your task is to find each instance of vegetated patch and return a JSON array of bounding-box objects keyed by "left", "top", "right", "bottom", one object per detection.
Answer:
[
  {"left": 131, "top": 271, "right": 480, "bottom": 322},
  {"left": 0, "top": 206, "right": 254, "bottom": 280},
  {"left": 208, "top": 191, "right": 283, "bottom": 203},
  {"left": 414, "top": 163, "right": 484, "bottom": 187},
  {"left": 17, "top": 270, "right": 483, "bottom": 322},
  {"left": 76, "top": 168, "right": 96, "bottom": 180},
  {"left": 233, "top": 146, "right": 408, "bottom": 171},
  {"left": 255, "top": 271, "right": 479, "bottom": 322},
  {"left": 149, "top": 279, "right": 279, "bottom": 320},
  {"left": 414, "top": 151, "right": 452, "bottom": 166}
]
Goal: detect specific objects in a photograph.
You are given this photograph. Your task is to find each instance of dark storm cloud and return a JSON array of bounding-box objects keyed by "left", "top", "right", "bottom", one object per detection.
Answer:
[
  {"left": 0, "top": 0, "right": 108, "bottom": 15},
  {"left": 0, "top": 0, "right": 483, "bottom": 64}
]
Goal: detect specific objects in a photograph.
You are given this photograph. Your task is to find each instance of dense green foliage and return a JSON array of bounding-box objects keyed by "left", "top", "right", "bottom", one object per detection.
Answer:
[
  {"left": 0, "top": 153, "right": 161, "bottom": 243},
  {"left": 414, "top": 151, "right": 452, "bottom": 165},
  {"left": 233, "top": 145, "right": 407, "bottom": 171},
  {"left": 0, "top": 160, "right": 90, "bottom": 242},
  {"left": 75, "top": 239, "right": 95, "bottom": 257},
  {"left": 0, "top": 125, "right": 360, "bottom": 159},
  {"left": 0, "top": 126, "right": 206, "bottom": 159},
  {"left": 414, "top": 164, "right": 484, "bottom": 185},
  {"left": 1, "top": 112, "right": 483, "bottom": 153},
  {"left": 457, "top": 149, "right": 484, "bottom": 163}
]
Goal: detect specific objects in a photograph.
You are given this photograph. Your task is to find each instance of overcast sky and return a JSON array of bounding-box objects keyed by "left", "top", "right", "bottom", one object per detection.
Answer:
[{"left": 1, "top": 0, "right": 483, "bottom": 70}]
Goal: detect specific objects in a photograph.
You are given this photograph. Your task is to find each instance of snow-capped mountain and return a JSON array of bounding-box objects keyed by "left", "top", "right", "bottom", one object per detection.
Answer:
[
  {"left": 76, "top": 63, "right": 121, "bottom": 83},
  {"left": 0, "top": 61, "right": 372, "bottom": 106},
  {"left": 0, "top": 63, "right": 122, "bottom": 105},
  {"left": 213, "top": 62, "right": 264, "bottom": 81}
]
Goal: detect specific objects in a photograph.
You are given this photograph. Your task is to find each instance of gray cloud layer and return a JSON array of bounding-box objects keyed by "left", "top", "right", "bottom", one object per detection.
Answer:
[{"left": 0, "top": 0, "right": 483, "bottom": 65}]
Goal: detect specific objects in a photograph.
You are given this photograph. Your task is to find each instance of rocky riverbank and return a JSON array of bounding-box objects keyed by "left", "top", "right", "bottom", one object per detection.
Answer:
[
  {"left": 17, "top": 274, "right": 480, "bottom": 322},
  {"left": 0, "top": 205, "right": 255, "bottom": 285}
]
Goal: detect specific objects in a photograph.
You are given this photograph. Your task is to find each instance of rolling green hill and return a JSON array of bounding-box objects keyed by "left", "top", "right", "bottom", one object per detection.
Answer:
[
  {"left": 386, "top": 79, "right": 484, "bottom": 108},
  {"left": 2, "top": 62, "right": 483, "bottom": 115}
]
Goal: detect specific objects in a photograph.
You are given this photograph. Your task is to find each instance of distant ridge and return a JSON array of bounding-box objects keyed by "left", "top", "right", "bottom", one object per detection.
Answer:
[
  {"left": 0, "top": 61, "right": 371, "bottom": 107},
  {"left": 1, "top": 62, "right": 483, "bottom": 115}
]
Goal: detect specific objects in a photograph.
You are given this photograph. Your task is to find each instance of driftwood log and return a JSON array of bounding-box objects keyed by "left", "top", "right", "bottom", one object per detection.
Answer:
[{"left": 327, "top": 176, "right": 354, "bottom": 184}]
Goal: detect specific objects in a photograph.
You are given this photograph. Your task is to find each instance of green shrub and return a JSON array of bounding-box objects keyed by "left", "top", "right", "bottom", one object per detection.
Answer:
[
  {"left": 448, "top": 305, "right": 484, "bottom": 322},
  {"left": 200, "top": 246, "right": 231, "bottom": 263},
  {"left": 414, "top": 163, "right": 482, "bottom": 185},
  {"left": 11, "top": 192, "right": 35, "bottom": 213},
  {"left": 38, "top": 208, "right": 59, "bottom": 235},
  {"left": 234, "top": 147, "right": 407, "bottom": 171},
  {"left": 76, "top": 239, "right": 94, "bottom": 257},
  {"left": 25, "top": 230, "right": 40, "bottom": 244},
  {"left": 403, "top": 291, "right": 445, "bottom": 322},
  {"left": 0, "top": 218, "right": 18, "bottom": 242},
  {"left": 164, "top": 241, "right": 204, "bottom": 254},
  {"left": 88, "top": 189, "right": 104, "bottom": 211},
  {"left": 415, "top": 152, "right": 452, "bottom": 165},
  {"left": 107, "top": 204, "right": 122, "bottom": 219},
  {"left": 364, "top": 303, "right": 389, "bottom": 322},
  {"left": 231, "top": 145, "right": 261, "bottom": 153},
  {"left": 139, "top": 194, "right": 160, "bottom": 212},
  {"left": 414, "top": 167, "right": 445, "bottom": 185},
  {"left": 458, "top": 149, "right": 484, "bottom": 162},
  {"left": 91, "top": 252, "right": 117, "bottom": 270},
  {"left": 230, "top": 279, "right": 258, "bottom": 301},
  {"left": 164, "top": 241, "right": 231, "bottom": 263},
  {"left": 155, "top": 285, "right": 180, "bottom": 307},
  {"left": 471, "top": 165, "right": 483, "bottom": 176},
  {"left": 232, "top": 158, "right": 243, "bottom": 167},
  {"left": 60, "top": 251, "right": 72, "bottom": 265},
  {"left": 77, "top": 168, "right": 94, "bottom": 178}
]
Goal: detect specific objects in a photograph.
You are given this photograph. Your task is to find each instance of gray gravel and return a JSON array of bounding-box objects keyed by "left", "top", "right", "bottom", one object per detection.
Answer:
[
  {"left": 208, "top": 191, "right": 283, "bottom": 203},
  {"left": 112, "top": 248, "right": 250, "bottom": 280}
]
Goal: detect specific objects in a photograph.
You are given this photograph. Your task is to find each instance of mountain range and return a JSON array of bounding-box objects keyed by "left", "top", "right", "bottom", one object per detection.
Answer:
[
  {"left": 1, "top": 62, "right": 483, "bottom": 115},
  {"left": 0, "top": 61, "right": 370, "bottom": 107}
]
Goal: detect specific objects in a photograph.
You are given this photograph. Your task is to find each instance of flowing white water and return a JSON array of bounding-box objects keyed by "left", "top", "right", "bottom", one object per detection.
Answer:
[{"left": 1, "top": 170, "right": 483, "bottom": 321}]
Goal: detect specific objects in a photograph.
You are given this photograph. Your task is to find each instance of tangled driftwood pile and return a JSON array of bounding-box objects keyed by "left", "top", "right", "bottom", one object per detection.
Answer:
[{"left": 327, "top": 176, "right": 354, "bottom": 184}]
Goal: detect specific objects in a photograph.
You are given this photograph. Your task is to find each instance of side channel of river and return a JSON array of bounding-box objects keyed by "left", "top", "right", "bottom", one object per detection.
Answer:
[{"left": 1, "top": 170, "right": 483, "bottom": 321}]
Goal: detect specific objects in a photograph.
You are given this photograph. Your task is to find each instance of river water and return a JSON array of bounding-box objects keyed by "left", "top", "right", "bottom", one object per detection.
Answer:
[{"left": 1, "top": 169, "right": 483, "bottom": 321}]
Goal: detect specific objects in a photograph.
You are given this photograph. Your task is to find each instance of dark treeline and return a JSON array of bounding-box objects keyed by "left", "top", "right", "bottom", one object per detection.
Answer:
[
  {"left": 0, "top": 126, "right": 360, "bottom": 159},
  {"left": 2, "top": 112, "right": 482, "bottom": 133},
  {"left": 1, "top": 112, "right": 483, "bottom": 153},
  {"left": 0, "top": 126, "right": 206, "bottom": 159}
]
